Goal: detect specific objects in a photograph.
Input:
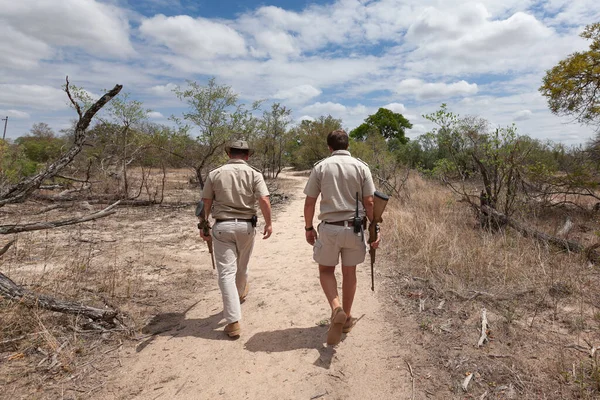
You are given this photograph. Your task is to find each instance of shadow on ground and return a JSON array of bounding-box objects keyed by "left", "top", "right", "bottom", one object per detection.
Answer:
[
  {"left": 244, "top": 326, "right": 336, "bottom": 369},
  {"left": 137, "top": 304, "right": 336, "bottom": 369}
]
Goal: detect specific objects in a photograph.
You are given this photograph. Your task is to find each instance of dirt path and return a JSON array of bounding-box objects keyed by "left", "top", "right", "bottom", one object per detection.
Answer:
[{"left": 102, "top": 173, "right": 412, "bottom": 399}]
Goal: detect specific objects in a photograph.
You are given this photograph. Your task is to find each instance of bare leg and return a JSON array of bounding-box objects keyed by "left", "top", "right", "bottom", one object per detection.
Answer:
[
  {"left": 341, "top": 265, "right": 357, "bottom": 318},
  {"left": 319, "top": 265, "right": 340, "bottom": 311}
]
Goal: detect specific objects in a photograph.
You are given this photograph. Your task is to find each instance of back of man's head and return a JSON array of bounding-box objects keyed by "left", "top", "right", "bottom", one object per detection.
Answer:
[{"left": 327, "top": 129, "right": 349, "bottom": 151}]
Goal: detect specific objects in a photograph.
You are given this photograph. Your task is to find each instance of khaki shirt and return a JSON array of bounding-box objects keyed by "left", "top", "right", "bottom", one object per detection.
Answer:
[
  {"left": 303, "top": 150, "right": 375, "bottom": 222},
  {"left": 202, "top": 160, "right": 269, "bottom": 219}
]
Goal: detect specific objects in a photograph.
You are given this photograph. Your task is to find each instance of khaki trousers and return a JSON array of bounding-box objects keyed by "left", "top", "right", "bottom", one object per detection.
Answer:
[{"left": 212, "top": 220, "right": 256, "bottom": 324}]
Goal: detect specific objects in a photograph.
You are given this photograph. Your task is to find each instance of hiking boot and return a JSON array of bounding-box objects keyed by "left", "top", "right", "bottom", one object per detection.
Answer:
[
  {"left": 343, "top": 317, "right": 357, "bottom": 334},
  {"left": 224, "top": 322, "right": 241, "bottom": 338},
  {"left": 239, "top": 283, "right": 249, "bottom": 303},
  {"left": 326, "top": 307, "right": 346, "bottom": 346}
]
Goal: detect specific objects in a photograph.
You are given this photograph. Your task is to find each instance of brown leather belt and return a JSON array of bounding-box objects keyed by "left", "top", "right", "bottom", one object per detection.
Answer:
[{"left": 323, "top": 220, "right": 354, "bottom": 226}]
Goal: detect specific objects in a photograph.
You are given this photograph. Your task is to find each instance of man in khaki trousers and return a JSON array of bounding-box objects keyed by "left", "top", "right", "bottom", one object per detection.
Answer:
[{"left": 200, "top": 140, "right": 272, "bottom": 338}]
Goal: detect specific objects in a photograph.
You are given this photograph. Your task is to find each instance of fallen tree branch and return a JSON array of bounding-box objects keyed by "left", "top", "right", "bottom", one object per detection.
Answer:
[
  {"left": 0, "top": 201, "right": 119, "bottom": 234},
  {"left": 0, "top": 271, "right": 118, "bottom": 323},
  {"left": 479, "top": 205, "right": 600, "bottom": 263}
]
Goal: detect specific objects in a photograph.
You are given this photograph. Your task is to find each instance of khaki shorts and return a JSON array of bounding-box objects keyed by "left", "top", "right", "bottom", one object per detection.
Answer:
[{"left": 313, "top": 222, "right": 367, "bottom": 267}]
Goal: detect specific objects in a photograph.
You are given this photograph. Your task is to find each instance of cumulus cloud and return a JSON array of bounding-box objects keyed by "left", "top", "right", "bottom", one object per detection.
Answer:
[
  {"left": 140, "top": 15, "right": 246, "bottom": 59},
  {"left": 401, "top": 5, "right": 576, "bottom": 75},
  {"left": 0, "top": 25, "right": 53, "bottom": 69},
  {"left": 0, "top": 0, "right": 134, "bottom": 58},
  {"left": 396, "top": 79, "right": 478, "bottom": 99},
  {"left": 514, "top": 109, "right": 533, "bottom": 121},
  {"left": 149, "top": 83, "right": 178, "bottom": 96},
  {"left": 148, "top": 111, "right": 164, "bottom": 119},
  {"left": 383, "top": 103, "right": 407, "bottom": 114},
  {"left": 273, "top": 85, "right": 322, "bottom": 104},
  {"left": 0, "top": 85, "right": 68, "bottom": 110},
  {"left": 296, "top": 115, "right": 316, "bottom": 125},
  {"left": 301, "top": 102, "right": 348, "bottom": 116}
]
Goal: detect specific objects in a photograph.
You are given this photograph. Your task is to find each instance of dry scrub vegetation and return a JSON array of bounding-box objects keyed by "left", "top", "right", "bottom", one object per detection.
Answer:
[
  {"left": 0, "top": 168, "right": 292, "bottom": 399},
  {"left": 382, "top": 173, "right": 600, "bottom": 399}
]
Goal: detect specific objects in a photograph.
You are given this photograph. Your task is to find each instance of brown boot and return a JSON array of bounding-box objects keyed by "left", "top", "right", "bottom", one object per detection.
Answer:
[
  {"left": 326, "top": 307, "right": 346, "bottom": 346},
  {"left": 224, "top": 322, "right": 241, "bottom": 338}
]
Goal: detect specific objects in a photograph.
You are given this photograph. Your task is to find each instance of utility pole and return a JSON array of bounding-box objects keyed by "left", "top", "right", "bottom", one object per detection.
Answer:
[{"left": 1, "top": 116, "right": 7, "bottom": 141}]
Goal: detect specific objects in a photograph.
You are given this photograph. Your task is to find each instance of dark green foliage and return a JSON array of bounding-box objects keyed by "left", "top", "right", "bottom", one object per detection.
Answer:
[
  {"left": 15, "top": 123, "right": 65, "bottom": 164},
  {"left": 350, "top": 108, "right": 412, "bottom": 144},
  {"left": 287, "top": 116, "right": 342, "bottom": 170}
]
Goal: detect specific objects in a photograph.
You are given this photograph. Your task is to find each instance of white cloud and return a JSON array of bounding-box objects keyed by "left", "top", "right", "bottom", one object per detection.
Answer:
[
  {"left": 0, "top": 25, "right": 53, "bottom": 69},
  {"left": 383, "top": 103, "right": 406, "bottom": 114},
  {"left": 148, "top": 111, "right": 164, "bottom": 119},
  {"left": 139, "top": 15, "right": 246, "bottom": 59},
  {"left": 0, "top": 0, "right": 134, "bottom": 58},
  {"left": 149, "top": 83, "right": 178, "bottom": 96},
  {"left": 252, "top": 30, "right": 300, "bottom": 58},
  {"left": 514, "top": 109, "right": 533, "bottom": 121},
  {"left": 396, "top": 79, "right": 478, "bottom": 99},
  {"left": 297, "top": 115, "right": 315, "bottom": 123},
  {"left": 0, "top": 109, "right": 31, "bottom": 119},
  {"left": 273, "top": 85, "right": 322, "bottom": 104},
  {"left": 301, "top": 102, "right": 348, "bottom": 116},
  {"left": 0, "top": 85, "right": 67, "bottom": 110}
]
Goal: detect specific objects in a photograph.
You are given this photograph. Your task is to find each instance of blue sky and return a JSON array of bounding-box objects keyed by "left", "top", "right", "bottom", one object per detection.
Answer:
[{"left": 1, "top": 0, "right": 599, "bottom": 144}]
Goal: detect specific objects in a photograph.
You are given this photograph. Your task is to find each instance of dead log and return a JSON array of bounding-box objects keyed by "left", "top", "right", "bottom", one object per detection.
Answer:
[
  {"left": 0, "top": 201, "right": 119, "bottom": 234},
  {"left": 0, "top": 77, "right": 122, "bottom": 206},
  {"left": 0, "top": 272, "right": 118, "bottom": 323},
  {"left": 480, "top": 205, "right": 600, "bottom": 263}
]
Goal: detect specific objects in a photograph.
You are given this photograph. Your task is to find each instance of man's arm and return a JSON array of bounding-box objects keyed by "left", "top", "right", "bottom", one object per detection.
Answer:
[
  {"left": 258, "top": 195, "right": 272, "bottom": 239},
  {"left": 304, "top": 196, "right": 318, "bottom": 245},
  {"left": 363, "top": 195, "right": 374, "bottom": 222},
  {"left": 199, "top": 198, "right": 213, "bottom": 241}
]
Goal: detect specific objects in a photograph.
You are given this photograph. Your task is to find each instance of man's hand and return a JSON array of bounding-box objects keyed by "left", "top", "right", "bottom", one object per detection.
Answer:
[
  {"left": 199, "top": 230, "right": 211, "bottom": 242},
  {"left": 370, "top": 232, "right": 381, "bottom": 249},
  {"left": 369, "top": 224, "right": 381, "bottom": 249},
  {"left": 305, "top": 229, "right": 318, "bottom": 246},
  {"left": 263, "top": 224, "right": 273, "bottom": 239}
]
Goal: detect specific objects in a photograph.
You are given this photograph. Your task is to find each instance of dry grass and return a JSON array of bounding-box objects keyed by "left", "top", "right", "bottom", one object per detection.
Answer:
[
  {"left": 0, "top": 168, "right": 212, "bottom": 399},
  {"left": 382, "top": 172, "right": 600, "bottom": 399}
]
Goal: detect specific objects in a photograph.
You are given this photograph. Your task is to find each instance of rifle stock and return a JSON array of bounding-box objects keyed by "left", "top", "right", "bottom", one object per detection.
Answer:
[{"left": 368, "top": 191, "right": 389, "bottom": 291}]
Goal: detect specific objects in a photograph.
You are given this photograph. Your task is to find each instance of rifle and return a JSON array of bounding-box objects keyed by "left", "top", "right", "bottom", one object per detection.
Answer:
[
  {"left": 368, "top": 191, "right": 389, "bottom": 291},
  {"left": 195, "top": 200, "right": 215, "bottom": 270}
]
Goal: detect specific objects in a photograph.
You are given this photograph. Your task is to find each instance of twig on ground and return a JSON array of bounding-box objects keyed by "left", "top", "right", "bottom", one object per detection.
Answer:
[
  {"left": 477, "top": 308, "right": 488, "bottom": 347},
  {"left": 405, "top": 360, "right": 415, "bottom": 400},
  {"left": 462, "top": 373, "right": 474, "bottom": 392},
  {"left": 0, "top": 239, "right": 16, "bottom": 257}
]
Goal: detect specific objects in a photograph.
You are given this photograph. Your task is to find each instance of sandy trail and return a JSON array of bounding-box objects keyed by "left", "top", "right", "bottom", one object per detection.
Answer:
[{"left": 103, "top": 173, "right": 411, "bottom": 399}]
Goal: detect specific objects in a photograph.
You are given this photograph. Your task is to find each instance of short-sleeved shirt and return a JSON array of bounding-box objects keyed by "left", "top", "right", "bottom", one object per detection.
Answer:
[
  {"left": 202, "top": 159, "right": 269, "bottom": 220},
  {"left": 303, "top": 150, "right": 375, "bottom": 222}
]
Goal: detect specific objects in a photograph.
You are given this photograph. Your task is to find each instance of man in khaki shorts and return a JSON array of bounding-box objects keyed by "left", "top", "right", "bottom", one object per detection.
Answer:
[
  {"left": 200, "top": 139, "right": 273, "bottom": 338},
  {"left": 303, "top": 129, "right": 380, "bottom": 346}
]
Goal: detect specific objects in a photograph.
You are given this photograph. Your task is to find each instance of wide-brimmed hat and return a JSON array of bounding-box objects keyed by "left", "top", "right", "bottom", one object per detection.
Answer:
[{"left": 225, "top": 140, "right": 254, "bottom": 156}]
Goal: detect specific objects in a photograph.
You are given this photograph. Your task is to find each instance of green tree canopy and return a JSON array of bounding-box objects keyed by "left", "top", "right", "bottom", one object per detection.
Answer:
[
  {"left": 540, "top": 23, "right": 600, "bottom": 126},
  {"left": 350, "top": 107, "right": 412, "bottom": 144}
]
